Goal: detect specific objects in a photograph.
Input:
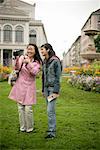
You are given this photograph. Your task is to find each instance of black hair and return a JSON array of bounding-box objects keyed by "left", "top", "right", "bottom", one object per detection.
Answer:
[
  {"left": 27, "top": 43, "right": 42, "bottom": 64},
  {"left": 41, "top": 43, "right": 56, "bottom": 58}
]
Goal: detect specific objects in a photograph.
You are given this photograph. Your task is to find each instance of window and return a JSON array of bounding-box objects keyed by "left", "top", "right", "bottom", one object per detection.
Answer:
[
  {"left": 29, "top": 29, "right": 36, "bottom": 44},
  {"left": 0, "top": 29, "right": 1, "bottom": 42},
  {"left": 3, "top": 49, "right": 12, "bottom": 66},
  {"left": 98, "top": 15, "right": 100, "bottom": 22},
  {"left": 98, "top": 16, "right": 100, "bottom": 30},
  {"left": 3, "top": 25, "right": 12, "bottom": 42},
  {"left": 0, "top": 0, "right": 4, "bottom": 3},
  {"left": 15, "top": 26, "right": 24, "bottom": 43},
  {"left": 98, "top": 24, "right": 100, "bottom": 30}
]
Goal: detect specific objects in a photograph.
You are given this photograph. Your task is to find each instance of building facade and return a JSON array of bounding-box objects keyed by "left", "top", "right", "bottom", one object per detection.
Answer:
[
  {"left": 63, "top": 9, "right": 100, "bottom": 68},
  {"left": 80, "top": 9, "right": 100, "bottom": 64},
  {"left": 0, "top": 0, "right": 47, "bottom": 66},
  {"left": 81, "top": 9, "right": 100, "bottom": 53},
  {"left": 63, "top": 36, "right": 81, "bottom": 68}
]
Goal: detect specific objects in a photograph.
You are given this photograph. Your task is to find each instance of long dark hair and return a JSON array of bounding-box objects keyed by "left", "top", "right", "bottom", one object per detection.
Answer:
[
  {"left": 41, "top": 43, "right": 56, "bottom": 58},
  {"left": 27, "top": 43, "right": 42, "bottom": 64}
]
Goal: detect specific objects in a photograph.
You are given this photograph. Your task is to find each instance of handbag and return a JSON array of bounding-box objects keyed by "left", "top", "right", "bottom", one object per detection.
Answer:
[
  {"left": 9, "top": 63, "right": 23, "bottom": 86},
  {"left": 10, "top": 70, "right": 20, "bottom": 86}
]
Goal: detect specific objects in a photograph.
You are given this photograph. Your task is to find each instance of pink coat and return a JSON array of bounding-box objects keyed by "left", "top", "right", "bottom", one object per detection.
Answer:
[{"left": 9, "top": 56, "right": 40, "bottom": 105}]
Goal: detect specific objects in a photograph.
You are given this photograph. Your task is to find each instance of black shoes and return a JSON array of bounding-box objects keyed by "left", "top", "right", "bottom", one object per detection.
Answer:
[{"left": 45, "top": 134, "right": 55, "bottom": 139}]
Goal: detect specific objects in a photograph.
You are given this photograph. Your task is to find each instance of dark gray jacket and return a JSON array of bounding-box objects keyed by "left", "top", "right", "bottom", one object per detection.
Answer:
[{"left": 42, "top": 56, "right": 61, "bottom": 94}]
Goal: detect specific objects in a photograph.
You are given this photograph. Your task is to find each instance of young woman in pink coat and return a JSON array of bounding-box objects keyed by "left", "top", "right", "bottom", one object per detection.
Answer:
[{"left": 9, "top": 43, "right": 42, "bottom": 133}]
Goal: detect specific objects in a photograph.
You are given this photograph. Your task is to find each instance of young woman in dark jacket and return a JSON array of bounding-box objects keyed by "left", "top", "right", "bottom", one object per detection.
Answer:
[{"left": 40, "top": 43, "right": 61, "bottom": 139}]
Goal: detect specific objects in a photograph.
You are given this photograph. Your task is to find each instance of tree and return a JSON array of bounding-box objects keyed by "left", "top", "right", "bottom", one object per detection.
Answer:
[{"left": 94, "top": 34, "right": 100, "bottom": 53}]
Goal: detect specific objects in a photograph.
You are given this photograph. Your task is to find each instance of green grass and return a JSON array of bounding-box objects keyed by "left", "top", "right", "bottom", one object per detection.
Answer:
[{"left": 0, "top": 78, "right": 100, "bottom": 150}]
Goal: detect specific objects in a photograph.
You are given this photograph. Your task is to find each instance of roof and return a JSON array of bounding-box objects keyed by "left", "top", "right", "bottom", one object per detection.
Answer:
[
  {"left": 81, "top": 9, "right": 100, "bottom": 30},
  {"left": 92, "top": 9, "right": 100, "bottom": 15},
  {"left": 19, "top": 0, "right": 36, "bottom": 7}
]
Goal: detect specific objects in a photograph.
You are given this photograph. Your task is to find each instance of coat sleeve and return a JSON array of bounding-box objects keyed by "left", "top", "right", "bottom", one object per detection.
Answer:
[
  {"left": 15, "top": 55, "right": 24, "bottom": 70},
  {"left": 53, "top": 60, "right": 62, "bottom": 94},
  {"left": 26, "top": 62, "right": 40, "bottom": 76}
]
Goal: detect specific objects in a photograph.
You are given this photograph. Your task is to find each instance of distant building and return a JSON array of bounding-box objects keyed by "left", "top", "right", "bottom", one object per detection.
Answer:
[
  {"left": 63, "top": 36, "right": 81, "bottom": 68},
  {"left": 63, "top": 9, "right": 100, "bottom": 68},
  {"left": 0, "top": 0, "right": 47, "bottom": 66},
  {"left": 80, "top": 9, "right": 100, "bottom": 64}
]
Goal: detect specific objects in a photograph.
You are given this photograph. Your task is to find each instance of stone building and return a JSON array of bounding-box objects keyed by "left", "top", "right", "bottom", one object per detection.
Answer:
[
  {"left": 63, "top": 36, "right": 81, "bottom": 68},
  {"left": 0, "top": 0, "right": 47, "bottom": 66},
  {"left": 80, "top": 9, "right": 100, "bottom": 64},
  {"left": 81, "top": 9, "right": 100, "bottom": 53},
  {"left": 63, "top": 9, "right": 100, "bottom": 68}
]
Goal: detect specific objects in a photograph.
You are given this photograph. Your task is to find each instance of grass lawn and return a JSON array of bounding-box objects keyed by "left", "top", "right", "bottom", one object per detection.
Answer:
[{"left": 0, "top": 78, "right": 100, "bottom": 150}]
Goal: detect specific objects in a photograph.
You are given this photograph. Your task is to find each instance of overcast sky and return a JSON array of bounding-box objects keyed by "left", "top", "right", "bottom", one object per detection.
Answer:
[{"left": 22, "top": 0, "right": 100, "bottom": 59}]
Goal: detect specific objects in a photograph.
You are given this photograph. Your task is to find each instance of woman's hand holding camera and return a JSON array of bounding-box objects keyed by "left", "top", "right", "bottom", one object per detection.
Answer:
[{"left": 23, "top": 56, "right": 30, "bottom": 64}]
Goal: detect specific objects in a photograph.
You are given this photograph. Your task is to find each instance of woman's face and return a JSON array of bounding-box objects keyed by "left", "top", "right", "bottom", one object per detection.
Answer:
[
  {"left": 27, "top": 45, "right": 35, "bottom": 58},
  {"left": 40, "top": 47, "right": 48, "bottom": 57}
]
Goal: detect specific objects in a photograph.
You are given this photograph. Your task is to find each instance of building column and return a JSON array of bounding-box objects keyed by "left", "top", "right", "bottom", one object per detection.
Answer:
[
  {"left": 36, "top": 27, "right": 39, "bottom": 46},
  {"left": 1, "top": 49, "right": 3, "bottom": 65},
  {"left": 12, "top": 27, "right": 15, "bottom": 44},
  {"left": 12, "top": 49, "right": 14, "bottom": 67},
  {"left": 24, "top": 22, "right": 29, "bottom": 45},
  {"left": 1, "top": 27, "right": 3, "bottom": 44}
]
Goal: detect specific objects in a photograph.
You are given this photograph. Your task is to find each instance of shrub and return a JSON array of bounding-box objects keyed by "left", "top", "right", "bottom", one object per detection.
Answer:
[{"left": 0, "top": 64, "right": 12, "bottom": 81}]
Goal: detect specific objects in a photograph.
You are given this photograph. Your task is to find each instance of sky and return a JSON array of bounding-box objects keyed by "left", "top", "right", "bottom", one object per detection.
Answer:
[{"left": 22, "top": 0, "right": 100, "bottom": 59}]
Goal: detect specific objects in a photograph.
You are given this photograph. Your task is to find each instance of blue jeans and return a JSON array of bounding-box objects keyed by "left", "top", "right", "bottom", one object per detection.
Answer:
[{"left": 44, "top": 87, "right": 56, "bottom": 136}]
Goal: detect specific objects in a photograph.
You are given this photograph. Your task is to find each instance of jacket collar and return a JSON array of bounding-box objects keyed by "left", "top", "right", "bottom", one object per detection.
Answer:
[{"left": 44, "top": 55, "right": 59, "bottom": 64}]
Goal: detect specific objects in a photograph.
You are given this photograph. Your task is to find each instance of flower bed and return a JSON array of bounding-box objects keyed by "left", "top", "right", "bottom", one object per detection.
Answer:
[
  {"left": 63, "top": 61, "right": 100, "bottom": 93},
  {"left": 67, "top": 75, "right": 100, "bottom": 93},
  {"left": 0, "top": 65, "right": 12, "bottom": 81},
  {"left": 63, "top": 61, "right": 100, "bottom": 77}
]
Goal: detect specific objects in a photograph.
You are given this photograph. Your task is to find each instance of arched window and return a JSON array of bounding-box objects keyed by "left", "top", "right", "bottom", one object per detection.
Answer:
[
  {"left": 29, "top": 29, "right": 36, "bottom": 44},
  {"left": 15, "top": 26, "right": 24, "bottom": 43},
  {"left": 3, "top": 25, "right": 12, "bottom": 42}
]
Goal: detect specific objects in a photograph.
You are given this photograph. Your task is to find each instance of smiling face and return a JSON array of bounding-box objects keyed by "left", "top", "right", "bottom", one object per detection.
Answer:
[
  {"left": 27, "top": 45, "right": 35, "bottom": 59},
  {"left": 40, "top": 47, "right": 49, "bottom": 59}
]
